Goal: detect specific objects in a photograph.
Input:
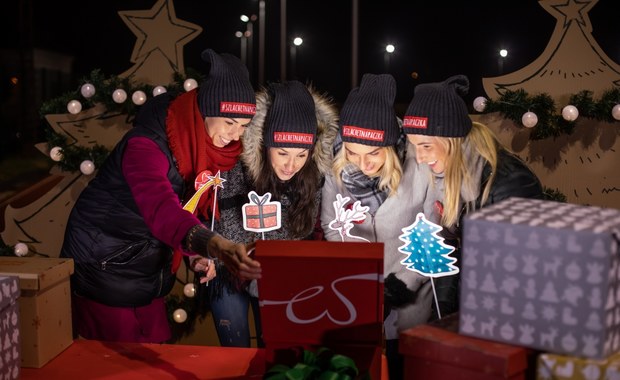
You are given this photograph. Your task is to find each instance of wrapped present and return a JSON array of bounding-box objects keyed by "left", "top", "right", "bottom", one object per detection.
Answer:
[
  {"left": 0, "top": 257, "right": 74, "bottom": 368},
  {"left": 242, "top": 191, "right": 281, "bottom": 232},
  {"left": 459, "top": 197, "right": 620, "bottom": 359},
  {"left": 256, "top": 240, "right": 384, "bottom": 379},
  {"left": 400, "top": 313, "right": 536, "bottom": 380},
  {"left": 0, "top": 276, "right": 20, "bottom": 379},
  {"left": 537, "top": 350, "right": 620, "bottom": 379}
]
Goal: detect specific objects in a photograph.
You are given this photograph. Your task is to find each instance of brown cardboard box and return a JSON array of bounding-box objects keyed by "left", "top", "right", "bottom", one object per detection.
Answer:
[
  {"left": 0, "top": 257, "right": 74, "bottom": 368},
  {"left": 0, "top": 275, "right": 20, "bottom": 378}
]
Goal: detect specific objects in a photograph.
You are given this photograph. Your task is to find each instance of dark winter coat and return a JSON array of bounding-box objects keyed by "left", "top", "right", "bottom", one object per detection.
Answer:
[{"left": 60, "top": 93, "right": 182, "bottom": 307}]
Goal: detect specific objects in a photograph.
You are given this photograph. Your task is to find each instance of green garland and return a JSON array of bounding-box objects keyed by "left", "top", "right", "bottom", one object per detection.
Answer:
[
  {"left": 264, "top": 347, "right": 370, "bottom": 380},
  {"left": 482, "top": 88, "right": 620, "bottom": 140},
  {"left": 40, "top": 68, "right": 205, "bottom": 171}
]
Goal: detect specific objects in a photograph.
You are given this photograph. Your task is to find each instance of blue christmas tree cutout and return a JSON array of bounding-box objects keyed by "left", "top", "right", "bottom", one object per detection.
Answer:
[{"left": 398, "top": 213, "right": 459, "bottom": 318}]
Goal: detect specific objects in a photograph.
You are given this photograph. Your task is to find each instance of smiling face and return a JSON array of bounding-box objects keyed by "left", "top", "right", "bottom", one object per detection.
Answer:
[
  {"left": 343, "top": 142, "right": 387, "bottom": 176},
  {"left": 204, "top": 117, "right": 253, "bottom": 147},
  {"left": 406, "top": 134, "right": 448, "bottom": 174},
  {"left": 268, "top": 147, "right": 310, "bottom": 181}
]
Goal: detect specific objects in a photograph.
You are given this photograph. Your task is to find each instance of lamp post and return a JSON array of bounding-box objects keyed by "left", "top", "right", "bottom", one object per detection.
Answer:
[
  {"left": 235, "top": 31, "right": 247, "bottom": 65},
  {"left": 290, "top": 37, "right": 303, "bottom": 80},
  {"left": 384, "top": 44, "right": 395, "bottom": 73},
  {"left": 498, "top": 48, "right": 508, "bottom": 74},
  {"left": 241, "top": 14, "right": 255, "bottom": 82}
]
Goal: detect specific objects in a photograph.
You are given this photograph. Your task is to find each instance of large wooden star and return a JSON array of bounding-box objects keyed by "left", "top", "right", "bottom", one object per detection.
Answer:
[
  {"left": 543, "top": 0, "right": 597, "bottom": 29},
  {"left": 118, "top": 0, "right": 202, "bottom": 72}
]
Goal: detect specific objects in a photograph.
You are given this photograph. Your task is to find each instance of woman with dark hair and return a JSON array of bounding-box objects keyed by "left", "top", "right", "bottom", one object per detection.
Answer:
[{"left": 191, "top": 80, "right": 339, "bottom": 347}]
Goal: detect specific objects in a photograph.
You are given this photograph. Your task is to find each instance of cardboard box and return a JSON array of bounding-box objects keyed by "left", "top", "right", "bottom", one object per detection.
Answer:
[
  {"left": 0, "top": 257, "right": 74, "bottom": 368},
  {"left": 459, "top": 197, "right": 620, "bottom": 359},
  {"left": 400, "top": 314, "right": 535, "bottom": 380},
  {"left": 0, "top": 276, "right": 20, "bottom": 378},
  {"left": 256, "top": 240, "right": 384, "bottom": 379},
  {"left": 537, "top": 350, "right": 620, "bottom": 379}
]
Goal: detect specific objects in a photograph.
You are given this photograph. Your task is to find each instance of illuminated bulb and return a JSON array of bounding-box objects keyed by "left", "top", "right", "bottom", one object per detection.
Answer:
[
  {"left": 183, "top": 283, "right": 196, "bottom": 298},
  {"left": 132, "top": 91, "right": 147, "bottom": 105},
  {"left": 183, "top": 78, "right": 198, "bottom": 92},
  {"left": 80, "top": 160, "right": 95, "bottom": 175},
  {"left": 152, "top": 86, "right": 167, "bottom": 96},
  {"left": 473, "top": 96, "right": 487, "bottom": 113},
  {"left": 80, "top": 83, "right": 96, "bottom": 98},
  {"left": 14, "top": 243, "right": 28, "bottom": 257},
  {"left": 50, "top": 146, "right": 63, "bottom": 162},
  {"left": 612, "top": 104, "right": 620, "bottom": 121},
  {"left": 112, "top": 89, "right": 127, "bottom": 104},
  {"left": 67, "top": 100, "right": 82, "bottom": 114},
  {"left": 521, "top": 111, "right": 538, "bottom": 128},
  {"left": 173, "top": 308, "right": 188, "bottom": 323},
  {"left": 561, "top": 105, "right": 579, "bottom": 121}
]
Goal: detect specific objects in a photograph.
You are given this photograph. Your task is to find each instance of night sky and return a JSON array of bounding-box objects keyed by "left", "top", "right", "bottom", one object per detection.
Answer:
[{"left": 3, "top": 0, "right": 618, "bottom": 107}]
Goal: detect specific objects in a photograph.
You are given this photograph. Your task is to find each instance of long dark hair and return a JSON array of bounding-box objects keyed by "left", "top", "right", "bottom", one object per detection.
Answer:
[{"left": 253, "top": 148, "right": 321, "bottom": 239}]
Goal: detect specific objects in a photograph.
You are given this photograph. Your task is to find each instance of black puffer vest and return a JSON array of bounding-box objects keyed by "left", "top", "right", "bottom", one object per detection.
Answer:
[{"left": 60, "top": 93, "right": 185, "bottom": 307}]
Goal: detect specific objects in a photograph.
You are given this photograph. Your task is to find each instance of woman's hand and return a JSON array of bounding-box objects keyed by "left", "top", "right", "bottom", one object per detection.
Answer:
[
  {"left": 190, "top": 257, "right": 216, "bottom": 284},
  {"left": 208, "top": 236, "right": 261, "bottom": 281}
]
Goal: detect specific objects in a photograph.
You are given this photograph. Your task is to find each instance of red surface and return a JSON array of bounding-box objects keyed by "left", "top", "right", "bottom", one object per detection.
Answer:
[
  {"left": 21, "top": 339, "right": 389, "bottom": 380},
  {"left": 21, "top": 340, "right": 266, "bottom": 380}
]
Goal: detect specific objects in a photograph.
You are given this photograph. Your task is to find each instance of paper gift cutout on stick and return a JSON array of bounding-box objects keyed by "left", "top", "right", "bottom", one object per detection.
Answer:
[
  {"left": 328, "top": 193, "right": 370, "bottom": 242},
  {"left": 398, "top": 212, "right": 459, "bottom": 277},
  {"left": 242, "top": 191, "right": 282, "bottom": 233}
]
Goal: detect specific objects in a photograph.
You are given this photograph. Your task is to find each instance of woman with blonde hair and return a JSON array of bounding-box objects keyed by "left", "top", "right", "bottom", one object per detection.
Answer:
[{"left": 321, "top": 73, "right": 430, "bottom": 380}]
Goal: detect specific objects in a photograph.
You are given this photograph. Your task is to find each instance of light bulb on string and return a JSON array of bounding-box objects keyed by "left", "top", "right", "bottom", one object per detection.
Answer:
[
  {"left": 183, "top": 78, "right": 198, "bottom": 92},
  {"left": 80, "top": 83, "right": 96, "bottom": 98},
  {"left": 562, "top": 105, "right": 579, "bottom": 121},
  {"left": 522, "top": 111, "right": 538, "bottom": 128},
  {"left": 132, "top": 91, "right": 147, "bottom": 105},
  {"left": 112, "top": 89, "right": 128, "bottom": 104},
  {"left": 50, "top": 146, "right": 63, "bottom": 162},
  {"left": 152, "top": 86, "right": 167, "bottom": 96},
  {"left": 14, "top": 243, "right": 28, "bottom": 257},
  {"left": 612, "top": 104, "right": 620, "bottom": 121},
  {"left": 67, "top": 100, "right": 82, "bottom": 114},
  {"left": 173, "top": 308, "right": 188, "bottom": 323},
  {"left": 473, "top": 96, "right": 487, "bottom": 113},
  {"left": 80, "top": 160, "right": 95, "bottom": 175},
  {"left": 183, "top": 283, "right": 196, "bottom": 298}
]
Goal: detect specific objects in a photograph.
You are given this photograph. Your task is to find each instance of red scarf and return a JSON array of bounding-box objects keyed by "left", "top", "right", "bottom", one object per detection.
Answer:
[{"left": 166, "top": 90, "right": 242, "bottom": 272}]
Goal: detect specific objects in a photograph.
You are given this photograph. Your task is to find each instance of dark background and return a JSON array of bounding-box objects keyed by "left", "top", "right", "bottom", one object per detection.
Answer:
[{"left": 0, "top": 0, "right": 618, "bottom": 153}]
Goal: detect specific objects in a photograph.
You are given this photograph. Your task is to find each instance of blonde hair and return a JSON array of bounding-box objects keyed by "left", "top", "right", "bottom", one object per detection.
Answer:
[
  {"left": 439, "top": 121, "right": 499, "bottom": 227},
  {"left": 332, "top": 145, "right": 403, "bottom": 196}
]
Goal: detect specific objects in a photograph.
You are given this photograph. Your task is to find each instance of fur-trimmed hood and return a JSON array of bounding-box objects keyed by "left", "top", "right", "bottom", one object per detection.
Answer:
[{"left": 241, "top": 84, "right": 340, "bottom": 182}]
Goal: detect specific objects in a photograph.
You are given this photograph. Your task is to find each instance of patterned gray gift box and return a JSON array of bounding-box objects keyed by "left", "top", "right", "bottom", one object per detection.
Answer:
[
  {"left": 0, "top": 276, "right": 20, "bottom": 379},
  {"left": 459, "top": 197, "right": 620, "bottom": 359}
]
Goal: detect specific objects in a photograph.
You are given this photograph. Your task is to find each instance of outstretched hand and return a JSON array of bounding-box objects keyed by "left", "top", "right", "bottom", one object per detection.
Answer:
[{"left": 208, "top": 236, "right": 261, "bottom": 281}]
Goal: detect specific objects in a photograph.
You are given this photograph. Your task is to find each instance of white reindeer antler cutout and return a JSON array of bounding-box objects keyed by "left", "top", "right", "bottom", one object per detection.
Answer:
[{"left": 328, "top": 193, "right": 370, "bottom": 242}]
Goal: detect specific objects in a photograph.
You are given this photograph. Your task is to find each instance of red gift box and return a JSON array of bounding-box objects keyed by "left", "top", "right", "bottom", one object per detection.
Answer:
[
  {"left": 255, "top": 240, "right": 384, "bottom": 379},
  {"left": 400, "top": 313, "right": 537, "bottom": 380}
]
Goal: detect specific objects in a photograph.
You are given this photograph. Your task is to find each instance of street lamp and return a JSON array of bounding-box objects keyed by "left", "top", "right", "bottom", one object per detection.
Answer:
[
  {"left": 384, "top": 44, "right": 395, "bottom": 73},
  {"left": 290, "top": 37, "right": 303, "bottom": 79}
]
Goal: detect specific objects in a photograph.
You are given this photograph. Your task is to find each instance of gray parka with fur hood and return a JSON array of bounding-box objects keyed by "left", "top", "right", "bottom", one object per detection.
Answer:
[{"left": 208, "top": 84, "right": 339, "bottom": 294}]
